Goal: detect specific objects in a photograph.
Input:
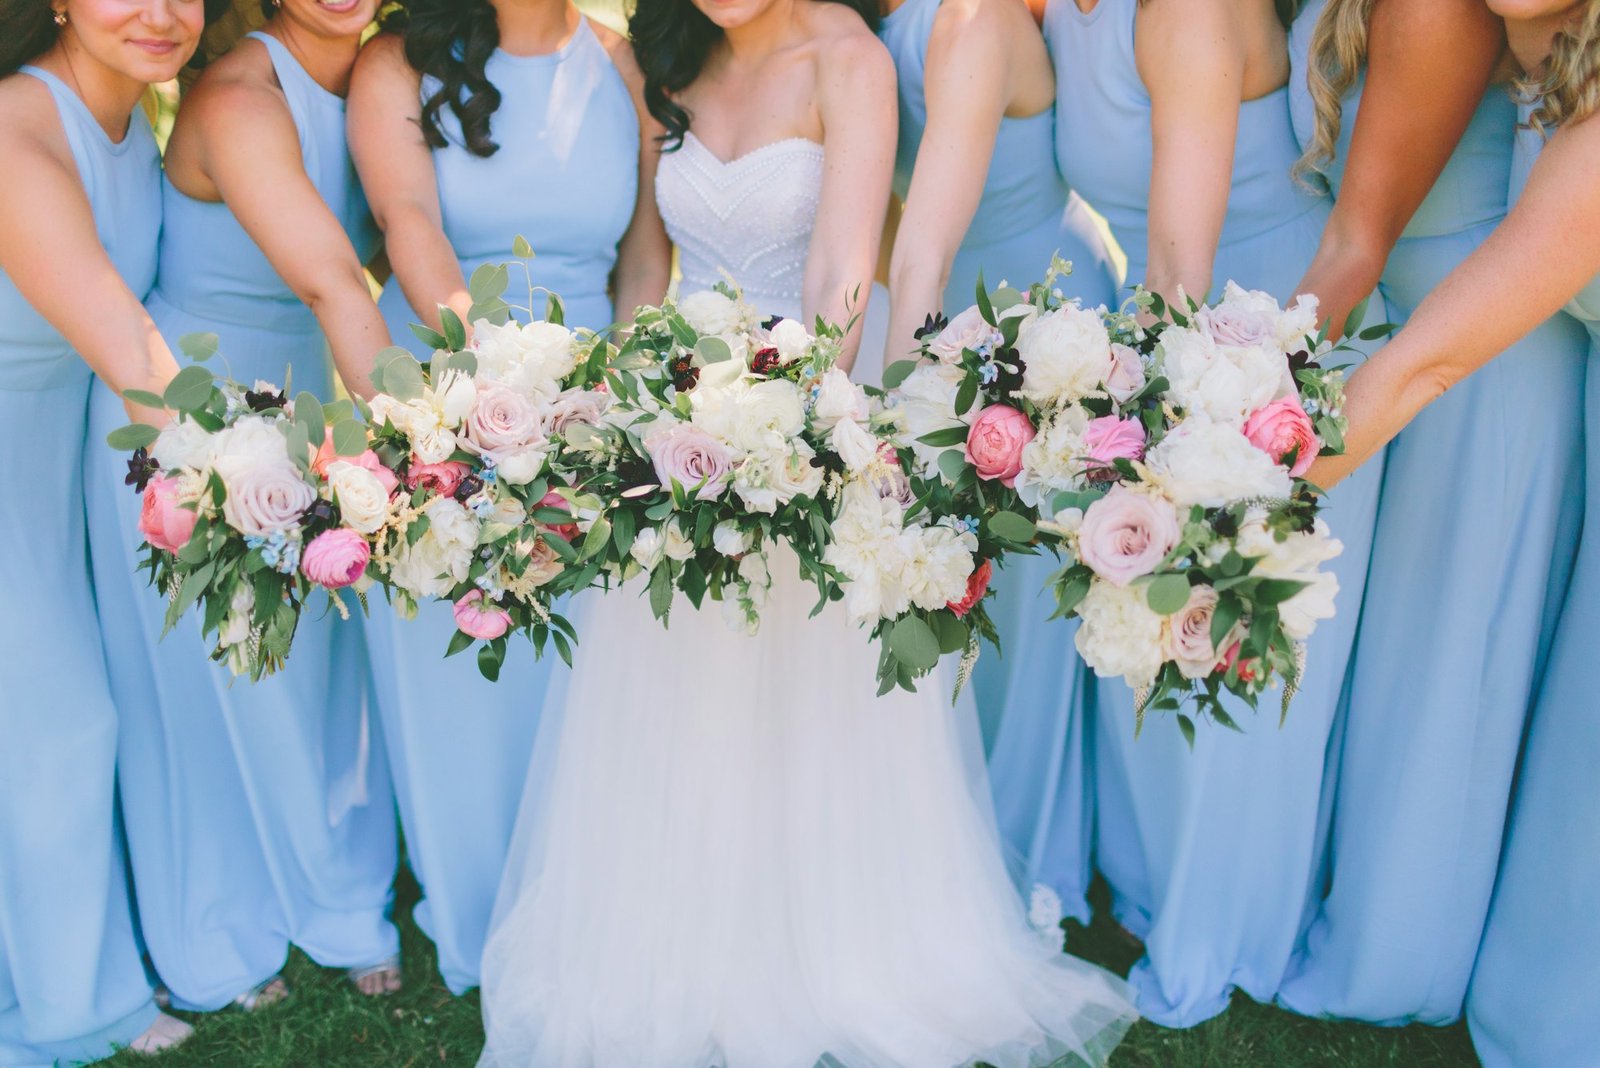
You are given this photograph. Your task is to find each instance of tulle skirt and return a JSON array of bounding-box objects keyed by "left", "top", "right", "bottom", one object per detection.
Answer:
[{"left": 477, "top": 546, "right": 1135, "bottom": 1068}]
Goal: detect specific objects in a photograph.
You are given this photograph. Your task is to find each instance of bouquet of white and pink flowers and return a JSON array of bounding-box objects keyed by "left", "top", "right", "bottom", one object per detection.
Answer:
[
  {"left": 551, "top": 284, "right": 868, "bottom": 632},
  {"left": 361, "top": 258, "right": 605, "bottom": 680},
  {"left": 110, "top": 338, "right": 393, "bottom": 679},
  {"left": 884, "top": 259, "right": 1375, "bottom": 737}
]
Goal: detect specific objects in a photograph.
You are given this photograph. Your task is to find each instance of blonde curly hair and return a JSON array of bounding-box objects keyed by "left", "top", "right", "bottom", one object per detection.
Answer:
[
  {"left": 1290, "top": 0, "right": 1373, "bottom": 183},
  {"left": 1520, "top": 2, "right": 1600, "bottom": 135}
]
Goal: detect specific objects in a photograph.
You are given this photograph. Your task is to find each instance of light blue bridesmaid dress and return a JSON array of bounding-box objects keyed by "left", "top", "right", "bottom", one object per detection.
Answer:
[
  {"left": 1046, "top": 0, "right": 1384, "bottom": 1026},
  {"left": 83, "top": 32, "right": 400, "bottom": 1010},
  {"left": 878, "top": 0, "right": 1120, "bottom": 924},
  {"left": 0, "top": 66, "right": 160, "bottom": 1067},
  {"left": 1278, "top": 2, "right": 1587, "bottom": 1025},
  {"left": 369, "top": 18, "right": 638, "bottom": 994},
  {"left": 1465, "top": 109, "right": 1600, "bottom": 1068}
]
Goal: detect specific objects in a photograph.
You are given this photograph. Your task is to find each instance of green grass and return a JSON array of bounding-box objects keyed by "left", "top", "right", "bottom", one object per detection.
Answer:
[{"left": 110, "top": 870, "right": 1481, "bottom": 1068}]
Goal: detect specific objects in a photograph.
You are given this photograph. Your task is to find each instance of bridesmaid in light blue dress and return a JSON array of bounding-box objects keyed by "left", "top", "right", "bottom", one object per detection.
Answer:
[
  {"left": 1047, "top": 0, "right": 1383, "bottom": 1025},
  {"left": 876, "top": 0, "right": 1118, "bottom": 922},
  {"left": 348, "top": 0, "right": 670, "bottom": 993},
  {"left": 0, "top": 5, "right": 207, "bottom": 1060},
  {"left": 1279, "top": 0, "right": 1587, "bottom": 1025},
  {"left": 84, "top": 3, "right": 405, "bottom": 1010},
  {"left": 1468, "top": 38, "right": 1600, "bottom": 1065}
]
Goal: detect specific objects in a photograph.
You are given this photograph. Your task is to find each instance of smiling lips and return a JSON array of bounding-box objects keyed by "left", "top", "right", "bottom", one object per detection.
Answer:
[{"left": 129, "top": 38, "right": 180, "bottom": 57}]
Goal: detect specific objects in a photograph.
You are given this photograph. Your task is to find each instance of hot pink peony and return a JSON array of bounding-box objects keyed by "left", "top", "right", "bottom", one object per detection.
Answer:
[
  {"left": 405, "top": 460, "right": 472, "bottom": 497},
  {"left": 139, "top": 475, "right": 198, "bottom": 554},
  {"left": 300, "top": 528, "right": 370, "bottom": 589},
  {"left": 1076, "top": 484, "right": 1181, "bottom": 587},
  {"left": 965, "top": 404, "right": 1035, "bottom": 487},
  {"left": 1082, "top": 415, "right": 1147, "bottom": 481},
  {"left": 1242, "top": 396, "right": 1319, "bottom": 476},
  {"left": 453, "top": 589, "right": 512, "bottom": 641}
]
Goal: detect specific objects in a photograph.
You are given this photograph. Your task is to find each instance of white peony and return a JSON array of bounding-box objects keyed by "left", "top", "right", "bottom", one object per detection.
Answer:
[
  {"left": 898, "top": 523, "right": 975, "bottom": 612},
  {"left": 389, "top": 497, "right": 478, "bottom": 598},
  {"left": 472, "top": 318, "right": 578, "bottom": 398},
  {"left": 1013, "top": 406, "right": 1092, "bottom": 508},
  {"left": 811, "top": 368, "right": 869, "bottom": 431},
  {"left": 207, "top": 415, "right": 290, "bottom": 472},
  {"left": 1073, "top": 579, "right": 1167, "bottom": 686},
  {"left": 678, "top": 290, "right": 744, "bottom": 337},
  {"left": 153, "top": 418, "right": 213, "bottom": 471},
  {"left": 894, "top": 362, "right": 968, "bottom": 468},
  {"left": 1159, "top": 325, "right": 1288, "bottom": 427},
  {"left": 1237, "top": 513, "right": 1344, "bottom": 640},
  {"left": 824, "top": 485, "right": 911, "bottom": 624},
  {"left": 1144, "top": 419, "right": 1293, "bottom": 509},
  {"left": 326, "top": 460, "right": 391, "bottom": 535},
  {"left": 1015, "top": 303, "right": 1113, "bottom": 409}
]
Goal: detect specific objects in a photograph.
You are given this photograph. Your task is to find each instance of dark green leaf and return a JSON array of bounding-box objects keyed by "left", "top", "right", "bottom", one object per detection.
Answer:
[
  {"left": 1341, "top": 294, "right": 1371, "bottom": 340},
  {"left": 409, "top": 323, "right": 449, "bottom": 351},
  {"left": 954, "top": 374, "right": 978, "bottom": 417},
  {"left": 440, "top": 306, "right": 467, "bottom": 352},
  {"left": 648, "top": 561, "right": 674, "bottom": 619},
  {"left": 445, "top": 628, "right": 476, "bottom": 658},
  {"left": 881, "top": 359, "right": 920, "bottom": 390},
  {"left": 918, "top": 425, "right": 971, "bottom": 448},
  {"left": 477, "top": 641, "right": 502, "bottom": 682}
]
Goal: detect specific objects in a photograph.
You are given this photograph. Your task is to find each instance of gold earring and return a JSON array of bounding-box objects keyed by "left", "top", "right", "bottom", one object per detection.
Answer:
[{"left": 53, "top": 9, "right": 68, "bottom": 26}]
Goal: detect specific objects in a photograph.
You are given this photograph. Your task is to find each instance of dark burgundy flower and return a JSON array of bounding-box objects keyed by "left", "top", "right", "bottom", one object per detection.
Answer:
[
  {"left": 914, "top": 312, "right": 949, "bottom": 342},
  {"left": 125, "top": 447, "right": 159, "bottom": 493},
  {"left": 751, "top": 347, "right": 783, "bottom": 375},
  {"left": 453, "top": 474, "right": 485, "bottom": 503},
  {"left": 992, "top": 345, "right": 1026, "bottom": 397},
  {"left": 245, "top": 387, "right": 287, "bottom": 412}
]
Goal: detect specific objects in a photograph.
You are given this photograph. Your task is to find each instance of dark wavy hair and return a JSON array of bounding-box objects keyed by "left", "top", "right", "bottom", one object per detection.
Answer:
[
  {"left": 631, "top": 0, "right": 879, "bottom": 151},
  {"left": 2, "top": 0, "right": 232, "bottom": 80},
  {"left": 380, "top": 0, "right": 503, "bottom": 158}
]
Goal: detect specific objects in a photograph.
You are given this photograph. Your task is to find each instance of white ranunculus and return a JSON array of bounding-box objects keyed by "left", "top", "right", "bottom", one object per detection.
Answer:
[
  {"left": 768, "top": 441, "right": 825, "bottom": 504},
  {"left": 1013, "top": 406, "right": 1092, "bottom": 508},
  {"left": 1237, "top": 514, "right": 1344, "bottom": 640},
  {"left": 472, "top": 318, "right": 578, "bottom": 397},
  {"left": 713, "top": 520, "right": 750, "bottom": 557},
  {"left": 831, "top": 417, "right": 881, "bottom": 475},
  {"left": 1144, "top": 419, "right": 1293, "bottom": 509},
  {"left": 730, "top": 379, "right": 806, "bottom": 455},
  {"left": 326, "top": 460, "right": 391, "bottom": 535},
  {"left": 811, "top": 368, "right": 869, "bottom": 431},
  {"left": 768, "top": 317, "right": 811, "bottom": 362},
  {"left": 894, "top": 362, "right": 968, "bottom": 468},
  {"left": 1015, "top": 303, "right": 1113, "bottom": 409},
  {"left": 153, "top": 418, "right": 213, "bottom": 471},
  {"left": 1160, "top": 325, "right": 1287, "bottom": 427},
  {"left": 898, "top": 523, "right": 974, "bottom": 612},
  {"left": 630, "top": 526, "right": 665, "bottom": 570},
  {"left": 678, "top": 290, "right": 743, "bottom": 337},
  {"left": 1074, "top": 579, "right": 1166, "bottom": 686}
]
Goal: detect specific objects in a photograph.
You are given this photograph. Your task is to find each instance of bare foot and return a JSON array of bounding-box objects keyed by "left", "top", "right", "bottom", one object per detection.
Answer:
[
  {"left": 127, "top": 1012, "right": 193, "bottom": 1055},
  {"left": 348, "top": 958, "right": 402, "bottom": 997},
  {"left": 233, "top": 975, "right": 290, "bottom": 1012}
]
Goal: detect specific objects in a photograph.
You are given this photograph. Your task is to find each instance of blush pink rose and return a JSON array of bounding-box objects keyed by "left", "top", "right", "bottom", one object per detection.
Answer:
[
  {"left": 1242, "top": 396, "right": 1319, "bottom": 476},
  {"left": 405, "top": 460, "right": 471, "bottom": 497},
  {"left": 535, "top": 489, "right": 579, "bottom": 542},
  {"left": 139, "top": 475, "right": 198, "bottom": 554},
  {"left": 646, "top": 423, "right": 734, "bottom": 501},
  {"left": 300, "top": 528, "right": 370, "bottom": 589},
  {"left": 1164, "top": 584, "right": 1220, "bottom": 679},
  {"left": 965, "top": 405, "right": 1036, "bottom": 487},
  {"left": 313, "top": 432, "right": 398, "bottom": 494},
  {"left": 1104, "top": 343, "right": 1146, "bottom": 404},
  {"left": 453, "top": 589, "right": 512, "bottom": 641},
  {"left": 1082, "top": 415, "right": 1147, "bottom": 482},
  {"left": 1076, "top": 484, "right": 1181, "bottom": 586},
  {"left": 465, "top": 381, "right": 544, "bottom": 454},
  {"left": 947, "top": 558, "right": 994, "bottom": 619}
]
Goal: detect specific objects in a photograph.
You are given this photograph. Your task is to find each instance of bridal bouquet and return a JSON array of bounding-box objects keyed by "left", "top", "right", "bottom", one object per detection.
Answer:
[
  {"left": 361, "top": 262, "right": 601, "bottom": 680},
  {"left": 553, "top": 284, "right": 867, "bottom": 632},
  {"left": 109, "top": 341, "right": 390, "bottom": 679},
  {"left": 884, "top": 260, "right": 1367, "bottom": 735}
]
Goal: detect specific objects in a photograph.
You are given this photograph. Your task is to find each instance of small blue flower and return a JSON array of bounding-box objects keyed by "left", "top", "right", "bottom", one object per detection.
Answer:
[{"left": 978, "top": 361, "right": 1000, "bottom": 386}]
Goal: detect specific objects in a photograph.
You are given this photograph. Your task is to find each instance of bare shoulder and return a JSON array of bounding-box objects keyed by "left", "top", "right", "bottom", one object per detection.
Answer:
[
  {"left": 806, "top": 6, "right": 894, "bottom": 94},
  {"left": 930, "top": 0, "right": 1030, "bottom": 47},
  {"left": 592, "top": 20, "right": 645, "bottom": 95},
  {"left": 352, "top": 31, "right": 417, "bottom": 87},
  {"left": 179, "top": 38, "right": 287, "bottom": 130},
  {"left": 0, "top": 72, "right": 77, "bottom": 173}
]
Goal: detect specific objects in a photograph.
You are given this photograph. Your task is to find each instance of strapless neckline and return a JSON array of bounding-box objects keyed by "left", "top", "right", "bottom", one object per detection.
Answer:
[{"left": 682, "top": 130, "right": 824, "bottom": 169}]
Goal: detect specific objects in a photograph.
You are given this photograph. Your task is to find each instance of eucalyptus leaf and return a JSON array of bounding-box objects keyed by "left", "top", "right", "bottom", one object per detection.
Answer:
[
  {"left": 888, "top": 616, "right": 942, "bottom": 672},
  {"left": 331, "top": 419, "right": 367, "bottom": 457},
  {"left": 106, "top": 423, "right": 159, "bottom": 452},
  {"left": 440, "top": 306, "right": 468, "bottom": 352},
  {"left": 163, "top": 365, "right": 216, "bottom": 412},
  {"left": 695, "top": 335, "right": 733, "bottom": 365},
  {"left": 179, "top": 332, "right": 219, "bottom": 362},
  {"left": 293, "top": 392, "right": 325, "bottom": 449},
  {"left": 512, "top": 234, "right": 535, "bottom": 259},
  {"left": 1145, "top": 573, "right": 1193, "bottom": 615},
  {"left": 409, "top": 323, "right": 449, "bottom": 351},
  {"left": 122, "top": 389, "right": 166, "bottom": 409},
  {"left": 881, "top": 359, "right": 919, "bottom": 390},
  {"left": 382, "top": 357, "right": 426, "bottom": 402},
  {"left": 986, "top": 510, "right": 1036, "bottom": 543}
]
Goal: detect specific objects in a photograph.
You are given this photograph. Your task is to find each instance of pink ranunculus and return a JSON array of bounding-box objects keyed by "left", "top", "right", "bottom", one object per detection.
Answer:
[
  {"left": 965, "top": 404, "right": 1036, "bottom": 487},
  {"left": 465, "top": 381, "right": 544, "bottom": 454},
  {"left": 405, "top": 459, "right": 472, "bottom": 497},
  {"left": 300, "top": 528, "right": 371, "bottom": 589},
  {"left": 1242, "top": 396, "right": 1319, "bottom": 476},
  {"left": 646, "top": 423, "right": 734, "bottom": 501},
  {"left": 313, "top": 432, "right": 398, "bottom": 494},
  {"left": 1075, "top": 484, "right": 1181, "bottom": 587},
  {"left": 1082, "top": 415, "right": 1147, "bottom": 482},
  {"left": 453, "top": 589, "right": 512, "bottom": 641},
  {"left": 535, "top": 489, "right": 579, "bottom": 542},
  {"left": 1104, "top": 343, "right": 1146, "bottom": 404},
  {"left": 947, "top": 558, "right": 994, "bottom": 619},
  {"left": 139, "top": 475, "right": 198, "bottom": 554}
]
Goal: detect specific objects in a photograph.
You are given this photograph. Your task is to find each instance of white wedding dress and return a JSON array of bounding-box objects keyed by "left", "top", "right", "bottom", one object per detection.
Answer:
[{"left": 476, "top": 133, "right": 1135, "bottom": 1068}]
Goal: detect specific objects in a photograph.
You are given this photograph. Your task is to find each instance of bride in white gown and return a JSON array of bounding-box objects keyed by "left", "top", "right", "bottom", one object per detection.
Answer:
[{"left": 476, "top": 1, "right": 1135, "bottom": 1065}]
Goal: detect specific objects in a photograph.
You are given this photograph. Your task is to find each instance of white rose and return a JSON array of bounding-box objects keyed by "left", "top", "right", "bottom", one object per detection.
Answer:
[
  {"left": 326, "top": 460, "right": 391, "bottom": 535},
  {"left": 662, "top": 518, "right": 696, "bottom": 561},
  {"left": 768, "top": 317, "right": 811, "bottom": 362},
  {"left": 768, "top": 441, "right": 825, "bottom": 502},
  {"left": 545, "top": 388, "right": 611, "bottom": 437},
  {"left": 713, "top": 520, "right": 751, "bottom": 557},
  {"left": 811, "top": 368, "right": 869, "bottom": 431},
  {"left": 1015, "top": 304, "right": 1113, "bottom": 409},
  {"left": 487, "top": 444, "right": 548, "bottom": 486},
  {"left": 152, "top": 418, "right": 213, "bottom": 471},
  {"left": 678, "top": 290, "right": 743, "bottom": 337},
  {"left": 1073, "top": 579, "right": 1166, "bottom": 686},
  {"left": 1144, "top": 419, "right": 1293, "bottom": 509},
  {"left": 630, "top": 526, "right": 665, "bottom": 570}
]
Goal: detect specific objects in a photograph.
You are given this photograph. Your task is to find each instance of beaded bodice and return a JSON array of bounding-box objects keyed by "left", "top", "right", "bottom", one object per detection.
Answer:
[{"left": 656, "top": 132, "right": 824, "bottom": 318}]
